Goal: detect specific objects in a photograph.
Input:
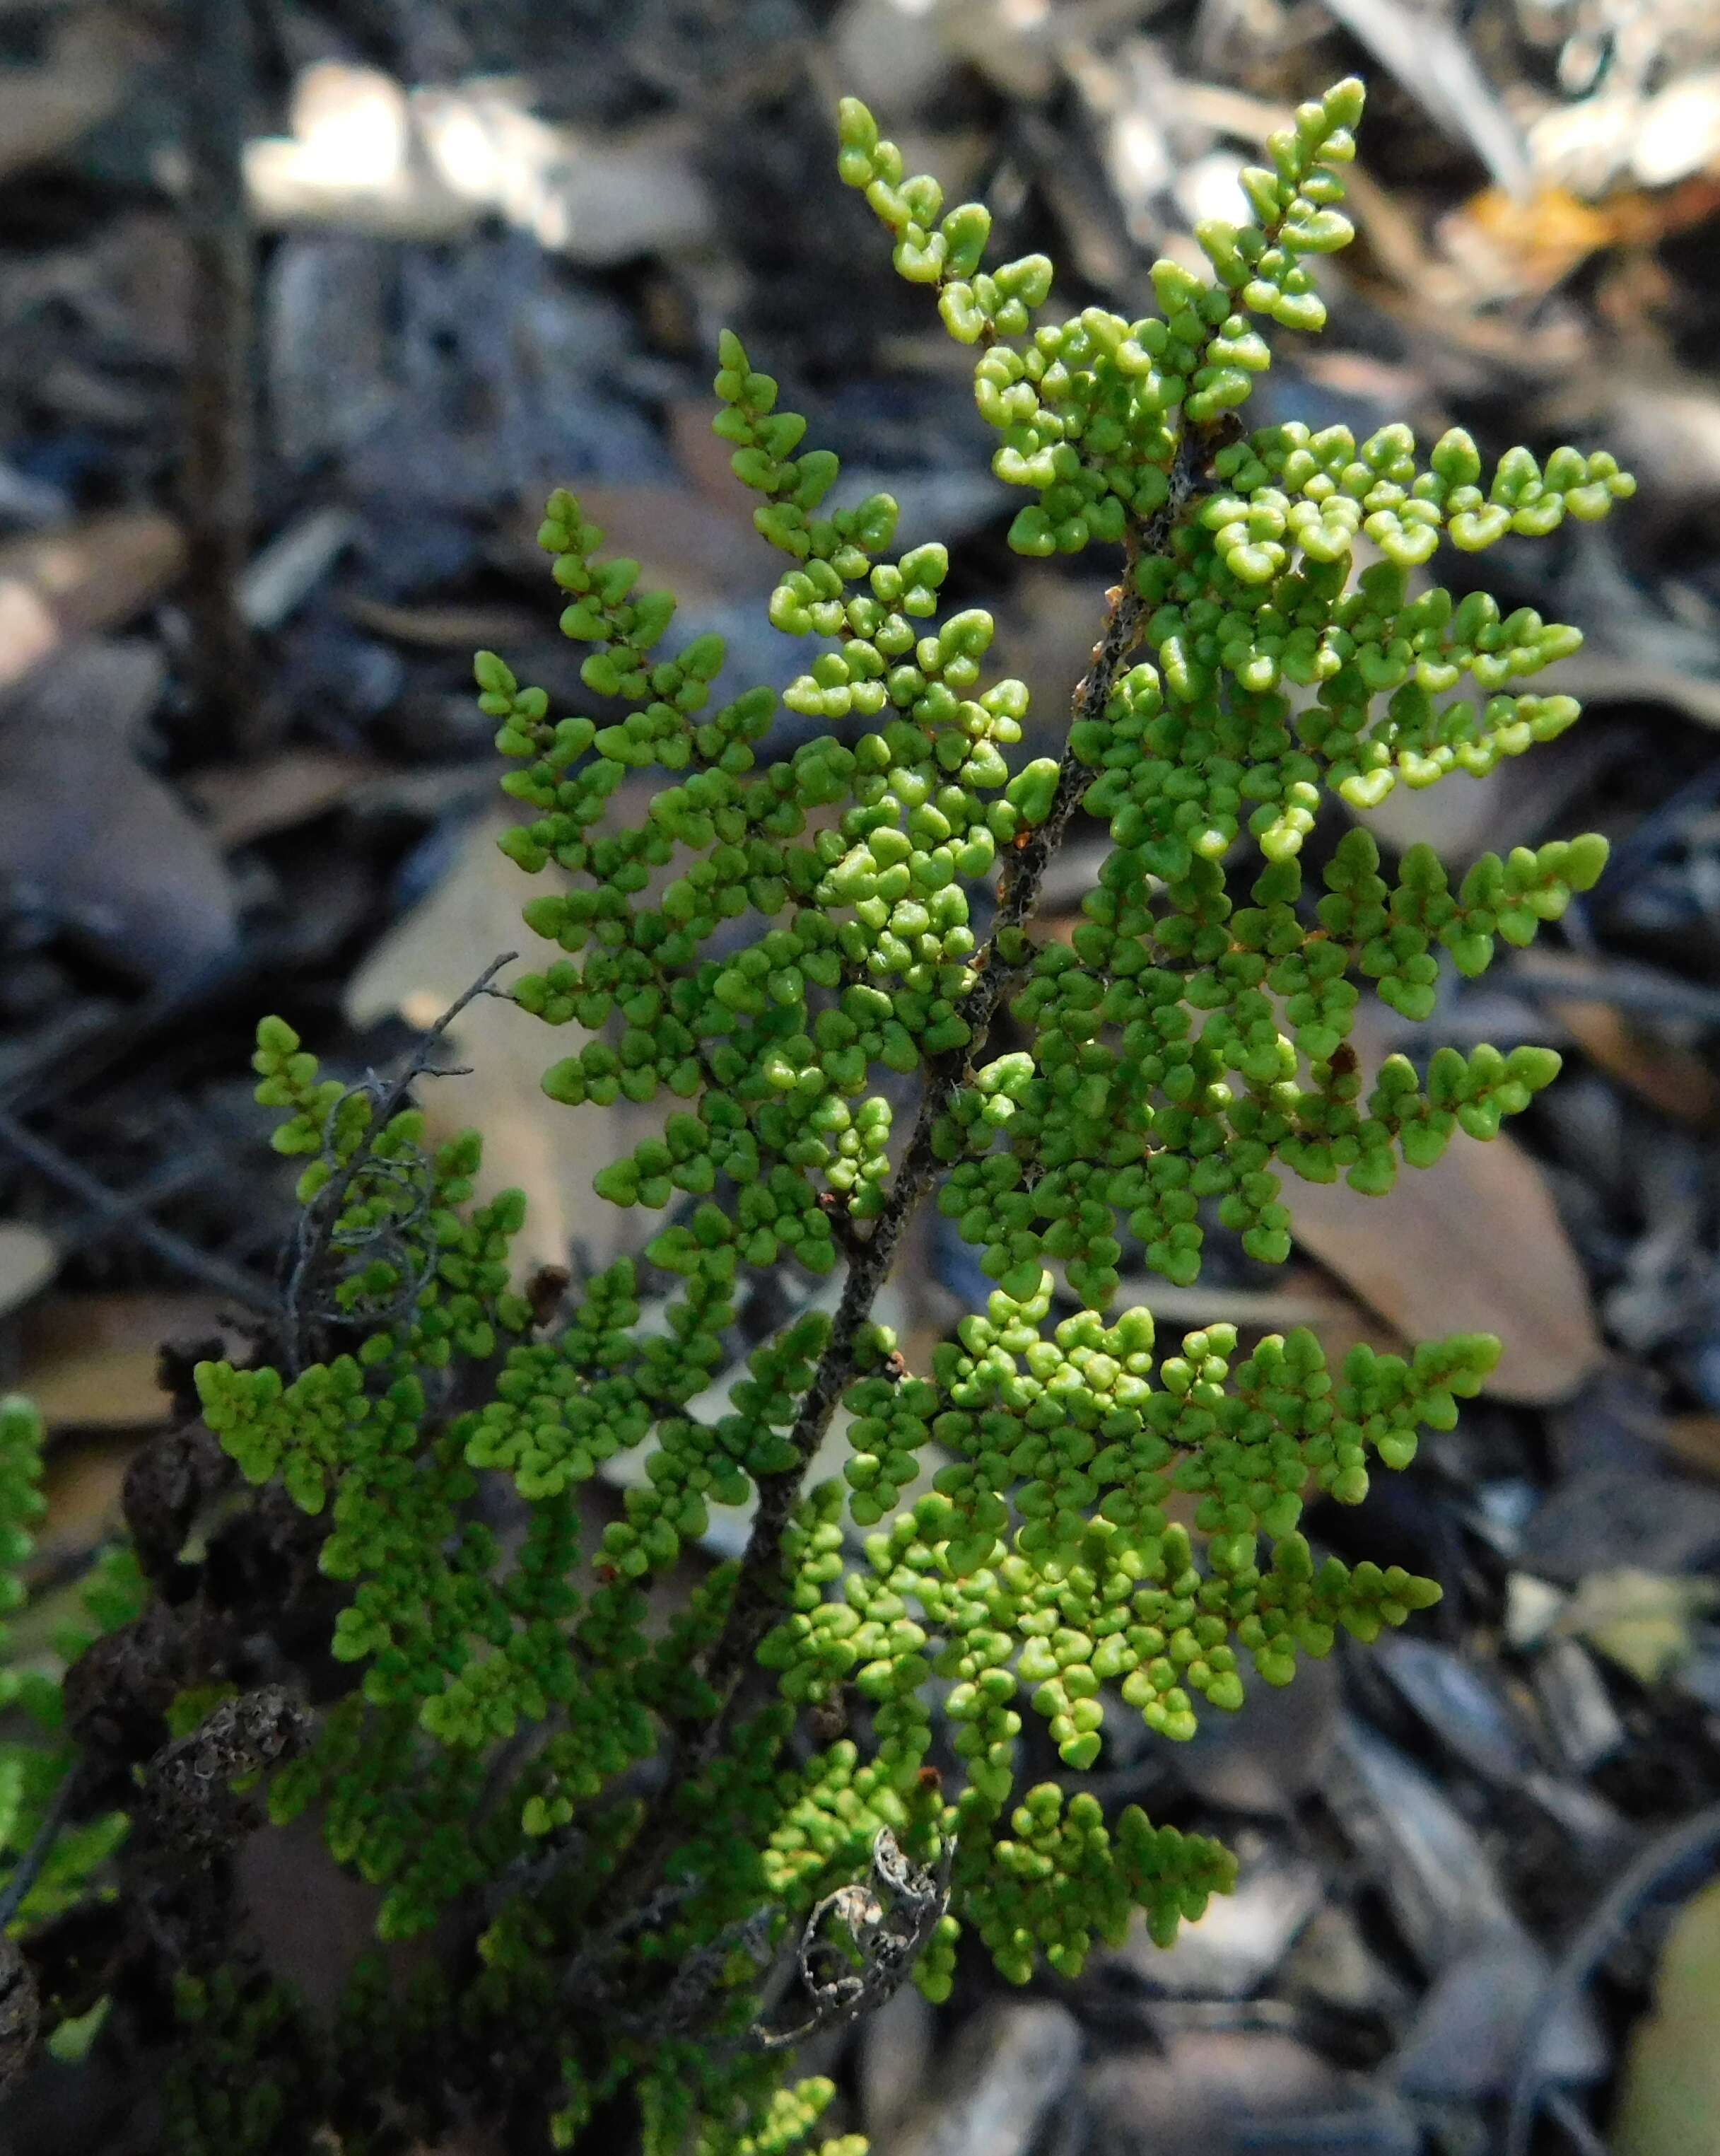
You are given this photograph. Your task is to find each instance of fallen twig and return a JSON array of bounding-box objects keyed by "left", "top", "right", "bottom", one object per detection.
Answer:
[{"left": 0, "top": 1107, "right": 276, "bottom": 1315}]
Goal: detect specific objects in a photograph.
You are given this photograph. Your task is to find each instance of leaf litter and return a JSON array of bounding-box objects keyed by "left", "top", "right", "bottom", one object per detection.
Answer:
[{"left": 4, "top": 0, "right": 1720, "bottom": 2146}]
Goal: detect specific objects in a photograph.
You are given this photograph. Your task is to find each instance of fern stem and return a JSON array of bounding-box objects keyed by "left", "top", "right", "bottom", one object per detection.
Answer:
[{"left": 596, "top": 513, "right": 1176, "bottom": 1921}]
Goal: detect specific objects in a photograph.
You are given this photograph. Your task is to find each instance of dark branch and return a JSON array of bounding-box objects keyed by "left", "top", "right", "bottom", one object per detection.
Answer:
[
  {"left": 180, "top": 0, "right": 257, "bottom": 736},
  {"left": 0, "top": 1110, "right": 277, "bottom": 1316},
  {"left": 687, "top": 533, "right": 1154, "bottom": 1718}
]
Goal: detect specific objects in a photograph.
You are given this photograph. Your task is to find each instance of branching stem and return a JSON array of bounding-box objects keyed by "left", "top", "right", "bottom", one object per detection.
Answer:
[{"left": 696, "top": 584, "right": 1145, "bottom": 1691}]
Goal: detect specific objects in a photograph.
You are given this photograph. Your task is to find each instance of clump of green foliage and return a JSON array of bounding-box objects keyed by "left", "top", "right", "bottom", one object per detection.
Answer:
[
  {"left": 0, "top": 76, "right": 1632, "bottom": 2155},
  {"left": 0, "top": 1399, "right": 141, "bottom": 1929}
]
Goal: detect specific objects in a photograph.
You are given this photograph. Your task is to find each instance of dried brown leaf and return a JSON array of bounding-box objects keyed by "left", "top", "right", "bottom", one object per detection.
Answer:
[
  {"left": 15, "top": 1292, "right": 231, "bottom": 1428},
  {"left": 0, "top": 1223, "right": 56, "bottom": 1318},
  {"left": 34, "top": 1433, "right": 136, "bottom": 1569},
  {"left": 1284, "top": 1016, "right": 1599, "bottom": 1403},
  {"left": 667, "top": 397, "right": 754, "bottom": 518},
  {"left": 1548, "top": 999, "right": 1720, "bottom": 1128},
  {"left": 1112, "top": 1269, "right": 1405, "bottom": 1375},
  {"left": 0, "top": 641, "right": 238, "bottom": 981},
  {"left": 21, "top": 1348, "right": 168, "bottom": 1433},
  {"left": 504, "top": 479, "right": 774, "bottom": 612},
  {"left": 1613, "top": 1877, "right": 1720, "bottom": 2156},
  {"left": 1452, "top": 185, "right": 1622, "bottom": 293},
  {"left": 0, "top": 6, "right": 151, "bottom": 185},
  {"left": 343, "top": 597, "right": 545, "bottom": 652},
  {"left": 184, "top": 749, "right": 391, "bottom": 851},
  {"left": 0, "top": 513, "right": 186, "bottom": 692},
  {"left": 344, "top": 810, "right": 654, "bottom": 1274},
  {"left": 1557, "top": 1569, "right": 1719, "bottom": 1686},
  {"left": 1661, "top": 1416, "right": 1720, "bottom": 1484}
]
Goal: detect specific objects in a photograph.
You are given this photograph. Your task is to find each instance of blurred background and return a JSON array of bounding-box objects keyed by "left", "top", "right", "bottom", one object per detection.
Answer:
[{"left": 3, "top": 1, "right": 1720, "bottom": 2151}]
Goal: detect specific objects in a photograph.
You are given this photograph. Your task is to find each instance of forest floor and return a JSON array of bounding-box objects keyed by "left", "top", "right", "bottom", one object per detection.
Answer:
[{"left": 5, "top": 2, "right": 1720, "bottom": 2151}]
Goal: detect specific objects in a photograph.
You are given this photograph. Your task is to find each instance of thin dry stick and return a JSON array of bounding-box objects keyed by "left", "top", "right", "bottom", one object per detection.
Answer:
[
  {"left": 0, "top": 1108, "right": 277, "bottom": 1315},
  {"left": 180, "top": 0, "right": 257, "bottom": 735},
  {"left": 1504, "top": 1800, "right": 1720, "bottom": 2156}
]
